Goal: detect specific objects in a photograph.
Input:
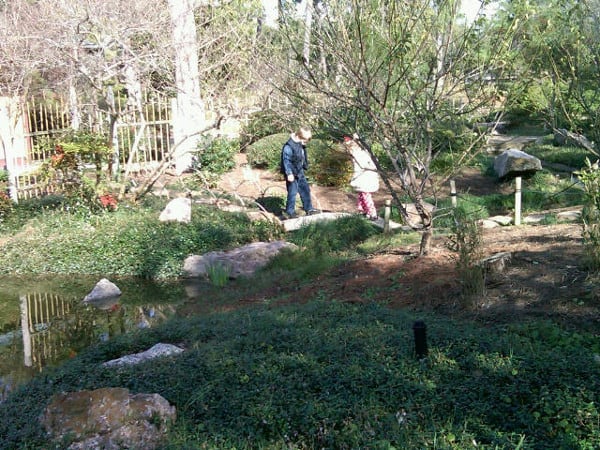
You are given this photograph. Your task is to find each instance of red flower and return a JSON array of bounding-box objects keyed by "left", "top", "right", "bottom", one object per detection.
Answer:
[{"left": 99, "top": 193, "right": 118, "bottom": 210}]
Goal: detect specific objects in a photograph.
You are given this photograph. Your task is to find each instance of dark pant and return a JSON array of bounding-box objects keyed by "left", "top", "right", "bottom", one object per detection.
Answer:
[{"left": 285, "top": 172, "right": 313, "bottom": 215}]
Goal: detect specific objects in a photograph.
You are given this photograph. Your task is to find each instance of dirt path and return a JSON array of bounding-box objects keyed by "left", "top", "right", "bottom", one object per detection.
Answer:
[{"left": 212, "top": 153, "right": 599, "bottom": 329}]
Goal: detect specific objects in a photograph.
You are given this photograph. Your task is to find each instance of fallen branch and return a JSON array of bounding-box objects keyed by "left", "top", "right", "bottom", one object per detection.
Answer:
[{"left": 130, "top": 116, "right": 223, "bottom": 201}]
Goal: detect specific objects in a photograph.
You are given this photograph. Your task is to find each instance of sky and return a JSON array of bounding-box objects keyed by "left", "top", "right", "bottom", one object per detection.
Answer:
[
  {"left": 260, "top": 0, "right": 501, "bottom": 28},
  {"left": 460, "top": 0, "right": 500, "bottom": 23}
]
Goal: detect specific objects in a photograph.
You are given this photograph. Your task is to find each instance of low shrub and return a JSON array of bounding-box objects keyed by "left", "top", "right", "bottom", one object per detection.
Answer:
[
  {"left": 576, "top": 159, "right": 600, "bottom": 271},
  {"left": 256, "top": 195, "right": 285, "bottom": 215},
  {"left": 246, "top": 133, "right": 289, "bottom": 171},
  {"left": 526, "top": 143, "right": 590, "bottom": 170},
  {"left": 239, "top": 109, "right": 287, "bottom": 150},
  {"left": 192, "top": 136, "right": 239, "bottom": 175},
  {"left": 288, "top": 215, "right": 377, "bottom": 255},
  {"left": 446, "top": 206, "right": 486, "bottom": 306},
  {"left": 309, "top": 141, "right": 352, "bottom": 187}
]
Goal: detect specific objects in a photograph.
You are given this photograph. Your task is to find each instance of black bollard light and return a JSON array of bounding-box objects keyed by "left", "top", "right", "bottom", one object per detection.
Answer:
[{"left": 413, "top": 320, "right": 428, "bottom": 359}]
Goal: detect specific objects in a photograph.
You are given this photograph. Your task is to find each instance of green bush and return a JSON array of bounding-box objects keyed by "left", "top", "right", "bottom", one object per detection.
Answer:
[
  {"left": 256, "top": 195, "right": 285, "bottom": 215},
  {"left": 246, "top": 133, "right": 289, "bottom": 171},
  {"left": 576, "top": 159, "right": 600, "bottom": 270},
  {"left": 0, "top": 191, "right": 13, "bottom": 221},
  {"left": 526, "top": 143, "right": 590, "bottom": 169},
  {"left": 434, "top": 194, "right": 490, "bottom": 229},
  {"left": 288, "top": 215, "right": 377, "bottom": 255},
  {"left": 309, "top": 141, "right": 352, "bottom": 187},
  {"left": 193, "top": 136, "right": 239, "bottom": 175},
  {"left": 247, "top": 134, "right": 354, "bottom": 188},
  {"left": 239, "top": 110, "right": 287, "bottom": 150},
  {"left": 432, "top": 120, "right": 477, "bottom": 155}
]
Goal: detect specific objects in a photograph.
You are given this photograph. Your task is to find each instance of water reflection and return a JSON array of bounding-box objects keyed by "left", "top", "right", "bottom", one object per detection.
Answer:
[{"left": 0, "top": 276, "right": 186, "bottom": 402}]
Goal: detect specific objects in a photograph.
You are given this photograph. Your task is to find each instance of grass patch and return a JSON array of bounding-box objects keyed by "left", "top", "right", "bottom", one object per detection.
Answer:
[
  {"left": 526, "top": 143, "right": 592, "bottom": 169},
  {"left": 0, "top": 200, "right": 283, "bottom": 279},
  {"left": 1, "top": 301, "right": 598, "bottom": 449}
]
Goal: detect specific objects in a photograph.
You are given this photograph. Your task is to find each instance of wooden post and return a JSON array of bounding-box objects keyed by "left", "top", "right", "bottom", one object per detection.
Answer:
[
  {"left": 450, "top": 180, "right": 457, "bottom": 208},
  {"left": 384, "top": 199, "right": 391, "bottom": 234},
  {"left": 515, "top": 176, "right": 522, "bottom": 225}
]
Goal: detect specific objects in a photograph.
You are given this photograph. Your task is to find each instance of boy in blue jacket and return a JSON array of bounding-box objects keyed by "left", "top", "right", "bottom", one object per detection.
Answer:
[{"left": 280, "top": 126, "right": 319, "bottom": 219}]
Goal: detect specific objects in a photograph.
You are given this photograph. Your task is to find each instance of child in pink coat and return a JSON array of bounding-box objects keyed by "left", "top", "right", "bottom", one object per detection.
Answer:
[{"left": 344, "top": 135, "right": 379, "bottom": 220}]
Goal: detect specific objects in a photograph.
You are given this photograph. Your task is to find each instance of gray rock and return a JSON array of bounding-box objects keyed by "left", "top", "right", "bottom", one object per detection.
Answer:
[
  {"left": 159, "top": 197, "right": 191, "bottom": 223},
  {"left": 554, "top": 128, "right": 596, "bottom": 152},
  {"left": 487, "top": 215, "right": 513, "bottom": 226},
  {"left": 523, "top": 214, "right": 546, "bottom": 224},
  {"left": 102, "top": 343, "right": 184, "bottom": 368},
  {"left": 183, "top": 240, "right": 298, "bottom": 278},
  {"left": 41, "top": 387, "right": 176, "bottom": 450},
  {"left": 493, "top": 149, "right": 542, "bottom": 179},
  {"left": 480, "top": 219, "right": 501, "bottom": 229},
  {"left": 83, "top": 278, "right": 121, "bottom": 303},
  {"left": 557, "top": 210, "right": 581, "bottom": 221},
  {"left": 103, "top": 343, "right": 183, "bottom": 367}
]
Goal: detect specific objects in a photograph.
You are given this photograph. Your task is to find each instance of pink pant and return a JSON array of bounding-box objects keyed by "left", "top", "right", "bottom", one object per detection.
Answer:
[{"left": 357, "top": 192, "right": 377, "bottom": 218}]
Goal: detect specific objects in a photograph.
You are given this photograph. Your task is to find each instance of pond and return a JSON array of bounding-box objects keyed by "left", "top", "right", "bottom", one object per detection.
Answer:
[{"left": 0, "top": 275, "right": 197, "bottom": 402}]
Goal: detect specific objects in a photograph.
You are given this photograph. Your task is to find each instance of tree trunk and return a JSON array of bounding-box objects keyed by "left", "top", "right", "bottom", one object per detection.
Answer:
[
  {"left": 168, "top": 0, "right": 205, "bottom": 175},
  {"left": 302, "top": 0, "right": 313, "bottom": 66},
  {"left": 419, "top": 228, "right": 433, "bottom": 256}
]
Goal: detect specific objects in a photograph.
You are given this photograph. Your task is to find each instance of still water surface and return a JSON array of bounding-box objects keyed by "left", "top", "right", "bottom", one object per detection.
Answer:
[{"left": 0, "top": 274, "right": 194, "bottom": 402}]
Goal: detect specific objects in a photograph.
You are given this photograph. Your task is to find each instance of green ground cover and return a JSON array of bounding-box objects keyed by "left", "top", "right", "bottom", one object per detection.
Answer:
[{"left": 0, "top": 300, "right": 598, "bottom": 449}]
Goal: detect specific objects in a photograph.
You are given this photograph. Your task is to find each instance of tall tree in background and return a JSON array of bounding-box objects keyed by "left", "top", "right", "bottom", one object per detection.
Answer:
[
  {"left": 168, "top": 0, "right": 204, "bottom": 174},
  {"left": 275, "top": 0, "right": 515, "bottom": 253},
  {"left": 495, "top": 0, "right": 600, "bottom": 146}
]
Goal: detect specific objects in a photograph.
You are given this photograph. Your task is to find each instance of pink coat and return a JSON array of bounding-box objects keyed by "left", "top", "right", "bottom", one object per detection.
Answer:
[{"left": 349, "top": 145, "right": 379, "bottom": 193}]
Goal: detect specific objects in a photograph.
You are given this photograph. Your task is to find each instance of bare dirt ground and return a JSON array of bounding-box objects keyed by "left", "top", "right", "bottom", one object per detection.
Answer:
[{"left": 213, "top": 154, "right": 599, "bottom": 330}]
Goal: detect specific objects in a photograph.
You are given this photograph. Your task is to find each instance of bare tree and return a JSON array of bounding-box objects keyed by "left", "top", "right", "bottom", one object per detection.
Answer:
[
  {"left": 275, "top": 0, "right": 515, "bottom": 254},
  {"left": 1, "top": 0, "right": 270, "bottom": 188}
]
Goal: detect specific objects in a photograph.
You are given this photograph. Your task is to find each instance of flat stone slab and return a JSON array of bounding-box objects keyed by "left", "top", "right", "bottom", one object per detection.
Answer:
[
  {"left": 369, "top": 217, "right": 411, "bottom": 231},
  {"left": 523, "top": 214, "right": 546, "bottom": 224},
  {"left": 282, "top": 212, "right": 408, "bottom": 232},
  {"left": 557, "top": 210, "right": 581, "bottom": 221},
  {"left": 103, "top": 343, "right": 184, "bottom": 368}
]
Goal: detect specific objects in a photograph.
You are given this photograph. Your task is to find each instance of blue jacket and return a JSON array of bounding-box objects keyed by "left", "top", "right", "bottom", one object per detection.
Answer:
[{"left": 280, "top": 137, "right": 308, "bottom": 176}]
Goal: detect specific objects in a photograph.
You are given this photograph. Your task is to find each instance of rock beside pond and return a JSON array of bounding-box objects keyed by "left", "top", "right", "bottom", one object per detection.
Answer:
[
  {"left": 41, "top": 387, "right": 176, "bottom": 450},
  {"left": 103, "top": 343, "right": 184, "bottom": 368},
  {"left": 183, "top": 240, "right": 298, "bottom": 279},
  {"left": 82, "top": 278, "right": 121, "bottom": 303}
]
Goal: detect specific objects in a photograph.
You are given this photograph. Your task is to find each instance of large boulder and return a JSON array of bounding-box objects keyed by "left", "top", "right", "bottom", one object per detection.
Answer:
[
  {"left": 83, "top": 278, "right": 121, "bottom": 303},
  {"left": 159, "top": 197, "right": 192, "bottom": 223},
  {"left": 41, "top": 387, "right": 176, "bottom": 450},
  {"left": 183, "top": 240, "right": 297, "bottom": 279},
  {"left": 493, "top": 149, "right": 542, "bottom": 179}
]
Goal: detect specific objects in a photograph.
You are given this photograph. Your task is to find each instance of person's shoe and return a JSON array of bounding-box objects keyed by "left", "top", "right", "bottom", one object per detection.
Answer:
[
  {"left": 283, "top": 211, "right": 298, "bottom": 219},
  {"left": 306, "top": 209, "right": 321, "bottom": 216}
]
